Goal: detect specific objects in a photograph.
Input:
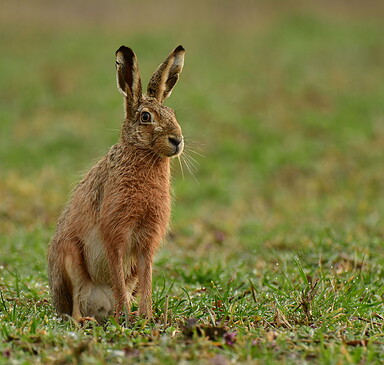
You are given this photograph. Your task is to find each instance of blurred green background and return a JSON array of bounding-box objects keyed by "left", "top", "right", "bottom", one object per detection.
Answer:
[
  {"left": 1, "top": 0, "right": 384, "bottom": 363},
  {"left": 1, "top": 0, "right": 383, "bottom": 248}
]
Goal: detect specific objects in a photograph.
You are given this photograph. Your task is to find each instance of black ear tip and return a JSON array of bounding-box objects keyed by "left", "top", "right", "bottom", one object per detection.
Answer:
[
  {"left": 174, "top": 45, "right": 185, "bottom": 53},
  {"left": 116, "top": 46, "right": 135, "bottom": 58},
  {"left": 116, "top": 45, "right": 127, "bottom": 54}
]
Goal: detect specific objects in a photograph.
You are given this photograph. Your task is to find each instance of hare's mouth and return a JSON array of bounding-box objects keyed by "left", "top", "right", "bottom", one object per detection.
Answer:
[{"left": 167, "top": 136, "right": 184, "bottom": 157}]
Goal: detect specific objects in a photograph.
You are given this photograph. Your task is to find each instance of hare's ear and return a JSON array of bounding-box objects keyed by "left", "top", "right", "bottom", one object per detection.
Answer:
[
  {"left": 115, "top": 46, "right": 142, "bottom": 119},
  {"left": 147, "top": 45, "right": 185, "bottom": 103}
]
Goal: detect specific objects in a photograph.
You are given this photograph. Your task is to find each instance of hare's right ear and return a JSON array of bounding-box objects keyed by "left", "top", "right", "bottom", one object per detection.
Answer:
[
  {"left": 115, "top": 46, "right": 142, "bottom": 119},
  {"left": 147, "top": 45, "right": 185, "bottom": 103}
]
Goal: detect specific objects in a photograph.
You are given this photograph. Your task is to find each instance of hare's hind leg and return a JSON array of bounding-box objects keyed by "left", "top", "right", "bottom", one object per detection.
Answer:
[
  {"left": 48, "top": 239, "right": 73, "bottom": 316},
  {"left": 48, "top": 236, "right": 93, "bottom": 321},
  {"left": 62, "top": 240, "right": 93, "bottom": 321}
]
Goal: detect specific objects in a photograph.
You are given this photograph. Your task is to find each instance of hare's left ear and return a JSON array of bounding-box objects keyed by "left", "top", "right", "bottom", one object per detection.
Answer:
[
  {"left": 147, "top": 45, "right": 185, "bottom": 103},
  {"left": 115, "top": 46, "right": 142, "bottom": 119}
]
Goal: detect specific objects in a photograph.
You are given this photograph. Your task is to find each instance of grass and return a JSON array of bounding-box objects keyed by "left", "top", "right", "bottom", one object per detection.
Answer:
[{"left": 1, "top": 1, "right": 384, "bottom": 363}]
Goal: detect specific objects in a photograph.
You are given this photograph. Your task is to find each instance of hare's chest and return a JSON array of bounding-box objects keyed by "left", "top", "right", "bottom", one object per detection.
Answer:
[
  {"left": 128, "top": 182, "right": 171, "bottom": 225},
  {"left": 137, "top": 194, "right": 171, "bottom": 229},
  {"left": 83, "top": 229, "right": 109, "bottom": 283}
]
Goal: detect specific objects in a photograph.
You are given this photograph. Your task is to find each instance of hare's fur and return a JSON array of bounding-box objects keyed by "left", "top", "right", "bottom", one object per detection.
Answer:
[{"left": 47, "top": 45, "right": 185, "bottom": 322}]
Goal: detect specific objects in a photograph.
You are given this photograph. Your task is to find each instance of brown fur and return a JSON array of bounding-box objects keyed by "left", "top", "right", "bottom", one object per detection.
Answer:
[{"left": 47, "top": 45, "right": 185, "bottom": 322}]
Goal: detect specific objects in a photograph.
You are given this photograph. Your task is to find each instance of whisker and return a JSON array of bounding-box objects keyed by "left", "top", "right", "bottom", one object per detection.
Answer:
[
  {"left": 184, "top": 138, "right": 205, "bottom": 145},
  {"left": 177, "top": 155, "right": 185, "bottom": 180},
  {"left": 183, "top": 150, "right": 199, "bottom": 167},
  {"left": 184, "top": 140, "right": 206, "bottom": 149},
  {"left": 143, "top": 151, "right": 159, "bottom": 180},
  {"left": 137, "top": 150, "right": 153, "bottom": 165},
  {"left": 181, "top": 154, "right": 199, "bottom": 184},
  {"left": 187, "top": 149, "right": 205, "bottom": 158},
  {"left": 184, "top": 156, "right": 197, "bottom": 173},
  {"left": 148, "top": 153, "right": 159, "bottom": 176},
  {"left": 183, "top": 151, "right": 200, "bottom": 166}
]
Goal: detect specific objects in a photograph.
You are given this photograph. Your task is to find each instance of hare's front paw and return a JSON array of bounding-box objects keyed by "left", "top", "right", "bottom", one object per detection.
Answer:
[
  {"left": 138, "top": 305, "right": 153, "bottom": 319},
  {"left": 77, "top": 316, "right": 97, "bottom": 325}
]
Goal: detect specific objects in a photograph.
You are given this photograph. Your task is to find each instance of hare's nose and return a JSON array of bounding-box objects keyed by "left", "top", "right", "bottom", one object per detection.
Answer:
[{"left": 168, "top": 136, "right": 183, "bottom": 147}]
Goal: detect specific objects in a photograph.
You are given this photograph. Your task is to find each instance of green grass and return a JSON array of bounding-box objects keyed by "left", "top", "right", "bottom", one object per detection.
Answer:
[{"left": 1, "top": 1, "right": 384, "bottom": 363}]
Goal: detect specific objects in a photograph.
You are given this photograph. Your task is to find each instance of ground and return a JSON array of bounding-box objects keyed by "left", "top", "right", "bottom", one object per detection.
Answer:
[{"left": 1, "top": 1, "right": 384, "bottom": 364}]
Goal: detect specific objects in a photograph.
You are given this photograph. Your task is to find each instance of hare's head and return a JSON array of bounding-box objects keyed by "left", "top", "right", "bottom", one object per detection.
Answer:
[{"left": 115, "top": 45, "right": 185, "bottom": 158}]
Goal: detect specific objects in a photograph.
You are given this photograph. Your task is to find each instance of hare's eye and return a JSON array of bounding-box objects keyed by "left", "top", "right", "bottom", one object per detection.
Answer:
[{"left": 141, "top": 111, "right": 152, "bottom": 123}]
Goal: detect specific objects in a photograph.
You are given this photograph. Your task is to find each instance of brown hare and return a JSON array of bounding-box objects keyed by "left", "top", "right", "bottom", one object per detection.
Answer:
[{"left": 47, "top": 45, "right": 185, "bottom": 323}]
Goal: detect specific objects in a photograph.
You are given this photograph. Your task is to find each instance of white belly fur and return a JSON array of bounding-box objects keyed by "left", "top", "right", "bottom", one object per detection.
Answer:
[
  {"left": 84, "top": 228, "right": 111, "bottom": 284},
  {"left": 84, "top": 228, "right": 137, "bottom": 283}
]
